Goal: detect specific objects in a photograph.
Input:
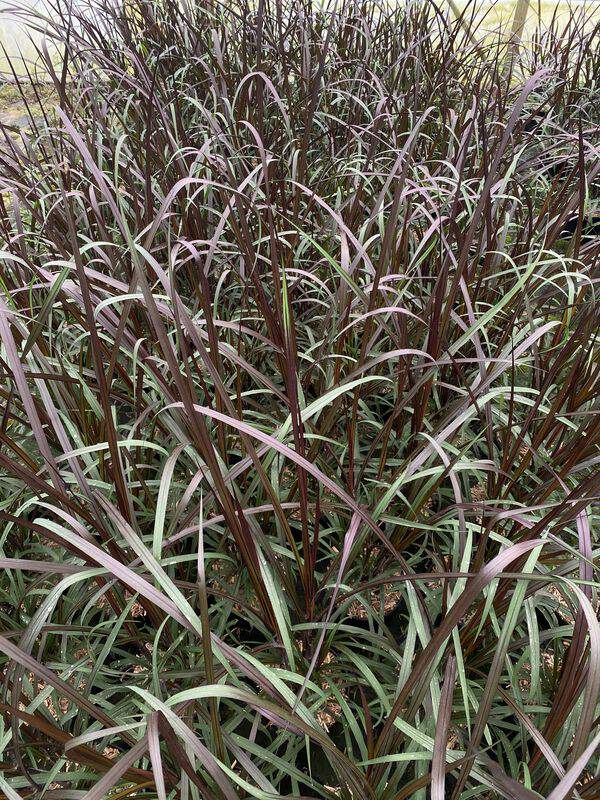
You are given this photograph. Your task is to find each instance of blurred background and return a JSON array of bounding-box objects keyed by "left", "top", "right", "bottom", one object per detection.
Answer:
[
  {"left": 0, "top": 0, "right": 598, "bottom": 131},
  {"left": 1, "top": 0, "right": 600, "bottom": 77}
]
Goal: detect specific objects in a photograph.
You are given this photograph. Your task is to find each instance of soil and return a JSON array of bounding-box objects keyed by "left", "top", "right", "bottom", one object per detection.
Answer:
[{"left": 0, "top": 81, "right": 57, "bottom": 138}]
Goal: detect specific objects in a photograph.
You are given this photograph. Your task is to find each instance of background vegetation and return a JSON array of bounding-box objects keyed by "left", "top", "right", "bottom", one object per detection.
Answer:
[{"left": 0, "top": 0, "right": 599, "bottom": 797}]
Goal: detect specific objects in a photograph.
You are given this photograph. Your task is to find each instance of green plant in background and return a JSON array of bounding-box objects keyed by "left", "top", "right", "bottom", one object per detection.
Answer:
[{"left": 0, "top": 0, "right": 598, "bottom": 798}]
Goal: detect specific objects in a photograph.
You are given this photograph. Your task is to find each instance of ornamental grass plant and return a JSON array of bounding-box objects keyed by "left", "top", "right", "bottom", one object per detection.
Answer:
[{"left": 0, "top": 0, "right": 599, "bottom": 797}]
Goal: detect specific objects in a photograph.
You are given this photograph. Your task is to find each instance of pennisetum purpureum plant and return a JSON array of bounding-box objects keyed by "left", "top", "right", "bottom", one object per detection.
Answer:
[{"left": 0, "top": 0, "right": 598, "bottom": 797}]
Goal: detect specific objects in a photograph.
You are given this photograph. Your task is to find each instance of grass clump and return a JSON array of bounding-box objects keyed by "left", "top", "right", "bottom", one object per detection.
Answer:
[{"left": 0, "top": 0, "right": 599, "bottom": 797}]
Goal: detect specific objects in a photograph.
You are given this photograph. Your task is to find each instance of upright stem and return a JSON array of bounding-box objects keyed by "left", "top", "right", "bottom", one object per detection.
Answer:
[{"left": 507, "top": 0, "right": 531, "bottom": 60}]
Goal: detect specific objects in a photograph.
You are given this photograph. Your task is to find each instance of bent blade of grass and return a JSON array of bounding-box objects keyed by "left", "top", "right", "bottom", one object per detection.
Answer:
[
  {"left": 79, "top": 737, "right": 150, "bottom": 800},
  {"left": 546, "top": 729, "right": 600, "bottom": 800},
  {"left": 153, "top": 443, "right": 185, "bottom": 560}
]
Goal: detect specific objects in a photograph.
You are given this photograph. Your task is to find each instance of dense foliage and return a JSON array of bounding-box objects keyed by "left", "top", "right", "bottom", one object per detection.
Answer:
[{"left": 0, "top": 0, "right": 599, "bottom": 797}]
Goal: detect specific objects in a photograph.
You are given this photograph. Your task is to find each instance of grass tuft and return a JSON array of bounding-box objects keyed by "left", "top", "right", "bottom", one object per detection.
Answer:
[{"left": 0, "top": 0, "right": 599, "bottom": 797}]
